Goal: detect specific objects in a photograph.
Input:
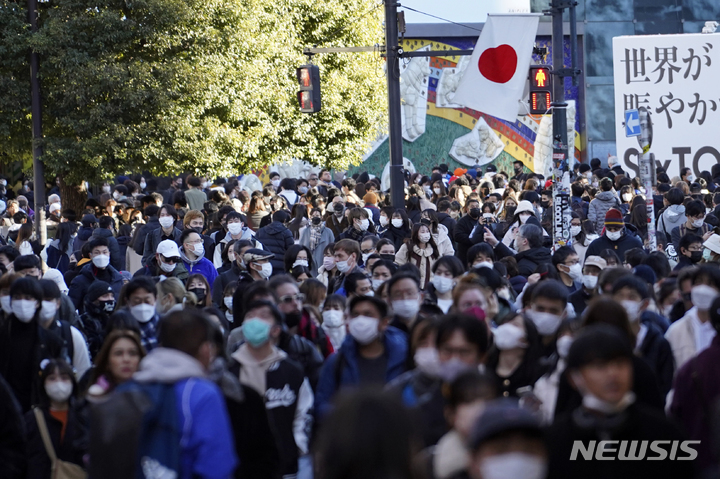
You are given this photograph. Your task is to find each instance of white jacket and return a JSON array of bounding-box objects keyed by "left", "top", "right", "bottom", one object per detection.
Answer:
[
  {"left": 432, "top": 224, "right": 455, "bottom": 256},
  {"left": 664, "top": 307, "right": 708, "bottom": 371}
]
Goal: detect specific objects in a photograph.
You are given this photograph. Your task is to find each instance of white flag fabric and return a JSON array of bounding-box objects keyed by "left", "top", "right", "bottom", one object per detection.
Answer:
[{"left": 453, "top": 14, "right": 540, "bottom": 122}]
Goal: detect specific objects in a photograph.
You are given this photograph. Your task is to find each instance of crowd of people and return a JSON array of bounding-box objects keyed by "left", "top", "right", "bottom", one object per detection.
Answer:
[{"left": 2, "top": 158, "right": 720, "bottom": 478}]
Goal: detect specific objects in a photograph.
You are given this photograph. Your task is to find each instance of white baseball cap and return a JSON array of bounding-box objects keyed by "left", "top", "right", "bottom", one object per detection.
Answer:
[{"left": 157, "top": 240, "right": 181, "bottom": 258}]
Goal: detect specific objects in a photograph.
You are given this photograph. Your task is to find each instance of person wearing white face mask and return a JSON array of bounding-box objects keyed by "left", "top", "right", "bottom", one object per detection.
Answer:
[
  {"left": 68, "top": 237, "right": 125, "bottom": 314},
  {"left": 26, "top": 359, "right": 87, "bottom": 478},
  {"left": 315, "top": 295, "right": 408, "bottom": 420},
  {"left": 179, "top": 229, "right": 218, "bottom": 288},
  {"left": 428, "top": 256, "right": 464, "bottom": 314},
  {"left": 387, "top": 273, "right": 423, "bottom": 333},
  {"left": 670, "top": 199, "right": 713, "bottom": 254},
  {"left": 524, "top": 281, "right": 568, "bottom": 355},
  {"left": 122, "top": 276, "right": 161, "bottom": 351},
  {"left": 329, "top": 239, "right": 363, "bottom": 295},
  {"left": 585, "top": 208, "right": 643, "bottom": 261},
  {"left": 612, "top": 276, "right": 675, "bottom": 399},
  {"left": 137, "top": 239, "right": 189, "bottom": 280},
  {"left": 0, "top": 277, "right": 67, "bottom": 412},
  {"left": 338, "top": 208, "right": 373, "bottom": 243},
  {"left": 212, "top": 211, "right": 262, "bottom": 268},
  {"left": 320, "top": 295, "right": 347, "bottom": 350},
  {"left": 141, "top": 204, "right": 182, "bottom": 267},
  {"left": 568, "top": 255, "right": 606, "bottom": 317},
  {"left": 552, "top": 246, "right": 583, "bottom": 293},
  {"left": 467, "top": 400, "right": 548, "bottom": 479},
  {"left": 317, "top": 244, "right": 339, "bottom": 288},
  {"left": 238, "top": 248, "right": 275, "bottom": 284},
  {"left": 89, "top": 215, "right": 124, "bottom": 270},
  {"left": 395, "top": 224, "right": 439, "bottom": 290},
  {"left": 666, "top": 266, "right": 720, "bottom": 370},
  {"left": 299, "top": 208, "right": 335, "bottom": 276},
  {"left": 548, "top": 324, "right": 693, "bottom": 479}
]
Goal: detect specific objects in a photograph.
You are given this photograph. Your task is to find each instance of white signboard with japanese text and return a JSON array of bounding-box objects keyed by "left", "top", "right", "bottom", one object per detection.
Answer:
[{"left": 613, "top": 33, "right": 720, "bottom": 178}]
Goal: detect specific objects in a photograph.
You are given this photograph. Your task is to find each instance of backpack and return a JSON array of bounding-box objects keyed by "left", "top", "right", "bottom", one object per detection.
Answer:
[{"left": 88, "top": 381, "right": 181, "bottom": 479}]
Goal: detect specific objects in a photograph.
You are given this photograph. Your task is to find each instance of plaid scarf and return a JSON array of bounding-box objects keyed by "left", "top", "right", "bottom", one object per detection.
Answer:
[{"left": 310, "top": 224, "right": 323, "bottom": 251}]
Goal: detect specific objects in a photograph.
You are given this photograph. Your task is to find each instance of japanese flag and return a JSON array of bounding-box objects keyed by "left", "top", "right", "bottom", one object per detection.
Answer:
[{"left": 453, "top": 14, "right": 541, "bottom": 122}]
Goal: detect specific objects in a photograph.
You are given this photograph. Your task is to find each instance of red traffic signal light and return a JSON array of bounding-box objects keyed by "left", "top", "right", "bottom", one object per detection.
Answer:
[
  {"left": 528, "top": 66, "right": 552, "bottom": 115},
  {"left": 296, "top": 64, "right": 321, "bottom": 113}
]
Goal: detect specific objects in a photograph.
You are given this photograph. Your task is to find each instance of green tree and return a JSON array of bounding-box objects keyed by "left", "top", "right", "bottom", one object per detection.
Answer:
[{"left": 0, "top": 0, "right": 386, "bottom": 205}]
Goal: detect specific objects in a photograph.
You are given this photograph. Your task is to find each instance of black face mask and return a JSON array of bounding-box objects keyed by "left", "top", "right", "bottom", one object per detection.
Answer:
[
  {"left": 380, "top": 253, "right": 396, "bottom": 262},
  {"left": 690, "top": 251, "right": 703, "bottom": 263},
  {"left": 505, "top": 206, "right": 516, "bottom": 218},
  {"left": 312, "top": 217, "right": 322, "bottom": 226},
  {"left": 192, "top": 226, "right": 204, "bottom": 236},
  {"left": 285, "top": 311, "right": 302, "bottom": 329},
  {"left": 100, "top": 300, "right": 116, "bottom": 313},
  {"left": 189, "top": 288, "right": 207, "bottom": 304},
  {"left": 540, "top": 201, "right": 550, "bottom": 209},
  {"left": 469, "top": 208, "right": 481, "bottom": 219}
]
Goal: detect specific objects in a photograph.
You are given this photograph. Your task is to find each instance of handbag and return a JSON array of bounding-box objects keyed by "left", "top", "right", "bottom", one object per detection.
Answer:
[{"left": 33, "top": 408, "right": 87, "bottom": 479}]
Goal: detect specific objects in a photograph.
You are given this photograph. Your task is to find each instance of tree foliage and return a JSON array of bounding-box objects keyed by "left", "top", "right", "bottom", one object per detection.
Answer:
[{"left": 0, "top": 0, "right": 386, "bottom": 183}]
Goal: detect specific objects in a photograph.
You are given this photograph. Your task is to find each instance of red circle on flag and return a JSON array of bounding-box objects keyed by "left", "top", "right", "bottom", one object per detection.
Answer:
[{"left": 478, "top": 44, "right": 518, "bottom": 84}]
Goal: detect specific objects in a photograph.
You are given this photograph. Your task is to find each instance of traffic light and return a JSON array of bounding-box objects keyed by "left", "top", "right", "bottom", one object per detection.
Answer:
[
  {"left": 528, "top": 66, "right": 552, "bottom": 115},
  {"left": 296, "top": 64, "right": 321, "bottom": 113}
]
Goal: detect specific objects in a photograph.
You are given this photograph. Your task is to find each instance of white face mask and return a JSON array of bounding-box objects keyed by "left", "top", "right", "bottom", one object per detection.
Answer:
[
  {"left": 40, "top": 300, "right": 58, "bottom": 323},
  {"left": 293, "top": 259, "right": 309, "bottom": 269},
  {"left": 474, "top": 261, "right": 493, "bottom": 270},
  {"left": 371, "top": 278, "right": 385, "bottom": 290},
  {"left": 223, "top": 296, "right": 233, "bottom": 311},
  {"left": 45, "top": 380, "right": 74, "bottom": 403},
  {"left": 191, "top": 243, "right": 205, "bottom": 257},
  {"left": 102, "top": 186, "right": 111, "bottom": 194},
  {"left": 687, "top": 174, "right": 696, "bottom": 182},
  {"left": 336, "top": 259, "right": 352, "bottom": 274},
  {"left": 322, "top": 309, "right": 344, "bottom": 328},
  {"left": 0, "top": 295, "right": 12, "bottom": 314},
  {"left": 140, "top": 181, "right": 147, "bottom": 189},
  {"left": 92, "top": 254, "right": 110, "bottom": 269},
  {"left": 622, "top": 193, "right": 633, "bottom": 202},
  {"left": 518, "top": 213, "right": 531, "bottom": 224},
  {"left": 563, "top": 263, "right": 583, "bottom": 281},
  {"left": 227, "top": 223, "right": 244, "bottom": 236},
  {"left": 254, "top": 262, "right": 273, "bottom": 279},
  {"left": 357, "top": 218, "right": 370, "bottom": 231},
  {"left": 606, "top": 230, "right": 622, "bottom": 241},
  {"left": 570, "top": 225, "right": 582, "bottom": 237},
  {"left": 271, "top": 179, "right": 280, "bottom": 188},
  {"left": 159, "top": 216, "right": 174, "bottom": 229},
  {"left": 621, "top": 299, "right": 642, "bottom": 323},
  {"left": 391, "top": 218, "right": 403, "bottom": 228},
  {"left": 348, "top": 315, "right": 380, "bottom": 345},
  {"left": 526, "top": 308, "right": 562, "bottom": 336},
  {"left": 323, "top": 257, "right": 335, "bottom": 270},
  {"left": 582, "top": 274, "right": 598, "bottom": 290},
  {"left": 492, "top": 323, "right": 526, "bottom": 350},
  {"left": 414, "top": 347, "right": 441, "bottom": 378},
  {"left": 299, "top": 186, "right": 308, "bottom": 194},
  {"left": 361, "top": 253, "right": 371, "bottom": 264},
  {"left": 556, "top": 335, "right": 573, "bottom": 359},
  {"left": 130, "top": 303, "right": 155, "bottom": 323},
  {"left": 159, "top": 260, "right": 176, "bottom": 273},
  {"left": 478, "top": 453, "right": 547, "bottom": 479},
  {"left": 380, "top": 216, "right": 389, "bottom": 227},
  {"left": 433, "top": 187, "right": 441, "bottom": 195},
  {"left": 418, "top": 232, "right": 431, "bottom": 243},
  {"left": 691, "top": 284, "right": 718, "bottom": 310},
  {"left": 392, "top": 299, "right": 420, "bottom": 319},
  {"left": 113, "top": 191, "right": 121, "bottom": 200},
  {"left": 432, "top": 275, "right": 454, "bottom": 294},
  {"left": 692, "top": 218, "right": 704, "bottom": 229},
  {"left": 12, "top": 299, "right": 38, "bottom": 323}
]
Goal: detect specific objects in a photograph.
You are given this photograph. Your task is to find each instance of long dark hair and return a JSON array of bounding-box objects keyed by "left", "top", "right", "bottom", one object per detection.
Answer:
[
  {"left": 287, "top": 204, "right": 307, "bottom": 240},
  {"left": 56, "top": 221, "right": 78, "bottom": 253},
  {"left": 403, "top": 223, "right": 439, "bottom": 260}
]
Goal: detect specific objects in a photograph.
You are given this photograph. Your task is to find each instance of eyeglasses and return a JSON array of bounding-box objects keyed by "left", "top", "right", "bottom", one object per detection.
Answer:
[
  {"left": 161, "top": 255, "right": 180, "bottom": 264},
  {"left": 279, "top": 293, "right": 305, "bottom": 304},
  {"left": 309, "top": 178, "right": 318, "bottom": 182}
]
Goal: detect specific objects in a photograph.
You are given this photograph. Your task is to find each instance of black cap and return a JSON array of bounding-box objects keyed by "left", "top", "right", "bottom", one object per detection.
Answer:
[
  {"left": 469, "top": 399, "right": 543, "bottom": 450},
  {"left": 82, "top": 214, "right": 98, "bottom": 226},
  {"left": 85, "top": 281, "right": 112, "bottom": 304},
  {"left": 578, "top": 164, "right": 591, "bottom": 173},
  {"left": 486, "top": 164, "right": 497, "bottom": 173}
]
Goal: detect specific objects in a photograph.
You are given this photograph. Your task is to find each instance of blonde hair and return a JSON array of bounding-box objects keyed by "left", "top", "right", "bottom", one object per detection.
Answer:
[{"left": 156, "top": 277, "right": 195, "bottom": 307}]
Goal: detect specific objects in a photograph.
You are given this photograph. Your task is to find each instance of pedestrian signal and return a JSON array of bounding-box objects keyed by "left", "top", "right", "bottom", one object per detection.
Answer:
[
  {"left": 529, "top": 66, "right": 552, "bottom": 115},
  {"left": 296, "top": 64, "right": 321, "bottom": 113}
]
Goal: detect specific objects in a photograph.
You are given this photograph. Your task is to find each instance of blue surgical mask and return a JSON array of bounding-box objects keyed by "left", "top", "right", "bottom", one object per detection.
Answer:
[{"left": 242, "top": 318, "right": 271, "bottom": 347}]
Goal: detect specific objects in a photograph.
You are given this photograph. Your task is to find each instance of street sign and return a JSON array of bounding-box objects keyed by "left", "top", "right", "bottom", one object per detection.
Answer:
[{"left": 624, "top": 109, "right": 641, "bottom": 137}]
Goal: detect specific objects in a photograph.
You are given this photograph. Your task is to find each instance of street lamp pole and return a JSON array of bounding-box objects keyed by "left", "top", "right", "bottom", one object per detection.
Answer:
[{"left": 28, "top": 0, "right": 47, "bottom": 244}]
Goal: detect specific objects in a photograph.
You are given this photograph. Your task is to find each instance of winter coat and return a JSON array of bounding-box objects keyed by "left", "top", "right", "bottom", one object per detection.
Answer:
[
  {"left": 324, "top": 214, "right": 348, "bottom": 240},
  {"left": 671, "top": 222, "right": 712, "bottom": 253},
  {"left": 585, "top": 227, "right": 644, "bottom": 261},
  {"left": 395, "top": 242, "right": 437, "bottom": 290},
  {"left": 315, "top": 327, "right": 408, "bottom": 420},
  {"left": 254, "top": 221, "right": 294, "bottom": 276},
  {"left": 179, "top": 249, "right": 218, "bottom": 288},
  {"left": 299, "top": 225, "right": 335, "bottom": 276},
  {"left": 381, "top": 225, "right": 412, "bottom": 251},
  {"left": 25, "top": 405, "right": 87, "bottom": 479},
  {"left": 212, "top": 227, "right": 262, "bottom": 269},
  {"left": 134, "top": 257, "right": 189, "bottom": 282},
  {"left": 437, "top": 213, "right": 457, "bottom": 241},
  {"left": 432, "top": 224, "right": 455, "bottom": 257},
  {"left": 46, "top": 238, "right": 73, "bottom": 274},
  {"left": 568, "top": 288, "right": 593, "bottom": 318},
  {"left": 657, "top": 204, "right": 686, "bottom": 239},
  {"left": 68, "top": 263, "right": 125, "bottom": 313},
  {"left": 247, "top": 210, "right": 269, "bottom": 232},
  {"left": 587, "top": 190, "right": 620, "bottom": 234},
  {"left": 664, "top": 306, "right": 713, "bottom": 371},
  {"left": 116, "top": 235, "right": 130, "bottom": 271},
  {"left": 132, "top": 216, "right": 160, "bottom": 256},
  {"left": 72, "top": 226, "right": 94, "bottom": 254},
  {"left": 364, "top": 204, "right": 381, "bottom": 225},
  {"left": 637, "top": 321, "right": 675, "bottom": 400},
  {"left": 91, "top": 227, "right": 123, "bottom": 270},
  {"left": 453, "top": 215, "right": 484, "bottom": 265},
  {"left": 386, "top": 370, "right": 447, "bottom": 447},
  {"left": 502, "top": 244, "right": 552, "bottom": 277},
  {"left": 212, "top": 263, "right": 241, "bottom": 307},
  {"left": 142, "top": 226, "right": 182, "bottom": 268},
  {"left": 0, "top": 375, "right": 26, "bottom": 479},
  {"left": 670, "top": 334, "right": 720, "bottom": 471}
]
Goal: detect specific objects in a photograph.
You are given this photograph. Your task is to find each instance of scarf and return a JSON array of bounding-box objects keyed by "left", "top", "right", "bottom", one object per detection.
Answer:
[{"left": 310, "top": 225, "right": 323, "bottom": 251}]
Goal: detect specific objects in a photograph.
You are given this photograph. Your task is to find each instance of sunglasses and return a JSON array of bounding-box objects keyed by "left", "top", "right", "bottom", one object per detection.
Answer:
[
  {"left": 161, "top": 255, "right": 181, "bottom": 264},
  {"left": 279, "top": 293, "right": 305, "bottom": 304}
]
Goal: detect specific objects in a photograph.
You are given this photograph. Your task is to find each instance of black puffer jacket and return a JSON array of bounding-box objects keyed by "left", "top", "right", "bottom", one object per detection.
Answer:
[
  {"left": 514, "top": 246, "right": 552, "bottom": 277},
  {"left": 255, "top": 222, "right": 294, "bottom": 275},
  {"left": 68, "top": 263, "right": 124, "bottom": 313}
]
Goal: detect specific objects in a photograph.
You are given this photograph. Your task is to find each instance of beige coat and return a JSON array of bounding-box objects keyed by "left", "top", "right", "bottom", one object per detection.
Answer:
[{"left": 395, "top": 243, "right": 436, "bottom": 289}]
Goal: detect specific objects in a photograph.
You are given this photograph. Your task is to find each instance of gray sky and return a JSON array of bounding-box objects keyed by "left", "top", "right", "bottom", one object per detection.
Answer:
[{"left": 402, "top": 0, "right": 531, "bottom": 24}]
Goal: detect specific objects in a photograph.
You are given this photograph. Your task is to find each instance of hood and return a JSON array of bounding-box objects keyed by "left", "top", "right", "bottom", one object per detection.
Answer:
[
  {"left": 134, "top": 347, "right": 206, "bottom": 384},
  {"left": 179, "top": 248, "right": 202, "bottom": 266},
  {"left": 264, "top": 222, "right": 287, "bottom": 235},
  {"left": 516, "top": 246, "right": 552, "bottom": 263},
  {"left": 663, "top": 204, "right": 686, "bottom": 224},
  {"left": 91, "top": 228, "right": 113, "bottom": 239},
  {"left": 595, "top": 191, "right": 617, "bottom": 202},
  {"left": 77, "top": 226, "right": 94, "bottom": 241},
  {"left": 432, "top": 223, "right": 450, "bottom": 241},
  {"left": 222, "top": 226, "right": 255, "bottom": 243},
  {"left": 231, "top": 343, "right": 287, "bottom": 368}
]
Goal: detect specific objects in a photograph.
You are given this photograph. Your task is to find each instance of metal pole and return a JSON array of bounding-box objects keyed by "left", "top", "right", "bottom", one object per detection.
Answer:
[
  {"left": 551, "top": 0, "right": 571, "bottom": 249},
  {"left": 638, "top": 108, "right": 656, "bottom": 251},
  {"left": 569, "top": 1, "right": 579, "bottom": 87},
  {"left": 28, "top": 0, "right": 46, "bottom": 244},
  {"left": 385, "top": 0, "right": 405, "bottom": 209}
]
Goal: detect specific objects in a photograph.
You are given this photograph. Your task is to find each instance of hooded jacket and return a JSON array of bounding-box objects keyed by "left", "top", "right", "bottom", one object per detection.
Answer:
[
  {"left": 585, "top": 227, "right": 644, "bottom": 260},
  {"left": 142, "top": 226, "right": 182, "bottom": 268},
  {"left": 72, "top": 225, "right": 94, "bottom": 253},
  {"left": 657, "top": 204, "right": 686, "bottom": 239},
  {"left": 179, "top": 248, "right": 218, "bottom": 288},
  {"left": 212, "top": 227, "right": 262, "bottom": 269},
  {"left": 437, "top": 212, "right": 457, "bottom": 240},
  {"left": 587, "top": 190, "right": 620, "bottom": 234},
  {"left": 134, "top": 256, "right": 189, "bottom": 282},
  {"left": 254, "top": 221, "right": 294, "bottom": 276},
  {"left": 68, "top": 262, "right": 125, "bottom": 313},
  {"left": 315, "top": 326, "right": 408, "bottom": 420},
  {"left": 514, "top": 246, "right": 552, "bottom": 277},
  {"left": 133, "top": 348, "right": 238, "bottom": 479}
]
